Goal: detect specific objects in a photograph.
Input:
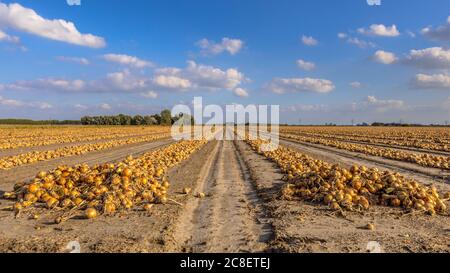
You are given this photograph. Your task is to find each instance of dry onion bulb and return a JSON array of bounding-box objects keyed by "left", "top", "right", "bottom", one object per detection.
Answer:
[
  {"left": 246, "top": 138, "right": 448, "bottom": 216},
  {"left": 4, "top": 140, "right": 207, "bottom": 219}
]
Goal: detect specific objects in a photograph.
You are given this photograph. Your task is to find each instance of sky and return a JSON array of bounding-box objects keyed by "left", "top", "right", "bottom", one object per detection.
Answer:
[{"left": 0, "top": 0, "right": 449, "bottom": 124}]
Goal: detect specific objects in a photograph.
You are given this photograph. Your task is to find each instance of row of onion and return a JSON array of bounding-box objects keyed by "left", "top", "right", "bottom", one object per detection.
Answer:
[
  {"left": 246, "top": 138, "right": 449, "bottom": 216},
  {"left": 2, "top": 140, "right": 207, "bottom": 220}
]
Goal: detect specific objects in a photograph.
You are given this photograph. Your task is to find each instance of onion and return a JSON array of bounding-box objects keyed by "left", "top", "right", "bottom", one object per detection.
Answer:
[{"left": 85, "top": 208, "right": 98, "bottom": 219}]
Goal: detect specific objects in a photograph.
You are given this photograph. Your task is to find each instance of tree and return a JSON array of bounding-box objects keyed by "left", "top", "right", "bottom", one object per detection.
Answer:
[
  {"left": 144, "top": 115, "right": 158, "bottom": 125},
  {"left": 160, "top": 109, "right": 172, "bottom": 125},
  {"left": 132, "top": 115, "right": 144, "bottom": 125}
]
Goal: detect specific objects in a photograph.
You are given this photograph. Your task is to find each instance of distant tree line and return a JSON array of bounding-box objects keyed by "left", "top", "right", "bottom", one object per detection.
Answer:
[
  {"left": 0, "top": 119, "right": 81, "bottom": 125},
  {"left": 81, "top": 110, "right": 194, "bottom": 126}
]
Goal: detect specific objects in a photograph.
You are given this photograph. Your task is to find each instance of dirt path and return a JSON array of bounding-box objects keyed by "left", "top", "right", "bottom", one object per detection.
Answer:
[
  {"left": 0, "top": 138, "right": 174, "bottom": 192},
  {"left": 172, "top": 140, "right": 272, "bottom": 253},
  {"left": 279, "top": 138, "right": 450, "bottom": 193}
]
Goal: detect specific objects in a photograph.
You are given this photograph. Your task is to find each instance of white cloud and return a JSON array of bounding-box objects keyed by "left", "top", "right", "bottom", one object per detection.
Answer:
[
  {"left": 349, "top": 81, "right": 362, "bottom": 88},
  {"left": 359, "top": 96, "right": 406, "bottom": 112},
  {"left": 197, "top": 37, "right": 244, "bottom": 55},
  {"left": 301, "top": 35, "right": 318, "bottom": 46},
  {"left": 102, "top": 54, "right": 153, "bottom": 68},
  {"left": 31, "top": 102, "right": 52, "bottom": 109},
  {"left": 403, "top": 47, "right": 450, "bottom": 69},
  {"left": 105, "top": 70, "right": 147, "bottom": 91},
  {"left": 337, "top": 33, "right": 347, "bottom": 39},
  {"left": 153, "top": 75, "right": 192, "bottom": 89},
  {"left": 337, "top": 32, "right": 375, "bottom": 48},
  {"left": 285, "top": 104, "right": 327, "bottom": 112},
  {"left": 140, "top": 90, "right": 158, "bottom": 99},
  {"left": 412, "top": 73, "right": 450, "bottom": 89},
  {"left": 346, "top": 37, "right": 376, "bottom": 48},
  {"left": 373, "top": 50, "right": 397, "bottom": 64},
  {"left": 0, "top": 96, "right": 23, "bottom": 107},
  {"left": 57, "top": 56, "right": 90, "bottom": 65},
  {"left": 0, "top": 2, "right": 105, "bottom": 48},
  {"left": 99, "top": 103, "right": 111, "bottom": 110},
  {"left": 1, "top": 61, "right": 246, "bottom": 94},
  {"left": 269, "top": 77, "right": 335, "bottom": 94},
  {"left": 0, "top": 29, "right": 19, "bottom": 43},
  {"left": 297, "top": 59, "right": 316, "bottom": 71},
  {"left": 358, "top": 24, "right": 400, "bottom": 37},
  {"left": 155, "top": 61, "right": 246, "bottom": 91},
  {"left": 406, "top": 30, "right": 416, "bottom": 38},
  {"left": 67, "top": 0, "right": 81, "bottom": 6},
  {"left": 421, "top": 16, "right": 450, "bottom": 41},
  {"left": 5, "top": 78, "right": 87, "bottom": 92},
  {"left": 0, "top": 96, "right": 52, "bottom": 109},
  {"left": 74, "top": 103, "right": 88, "bottom": 110},
  {"left": 233, "top": 87, "right": 249, "bottom": 98}
]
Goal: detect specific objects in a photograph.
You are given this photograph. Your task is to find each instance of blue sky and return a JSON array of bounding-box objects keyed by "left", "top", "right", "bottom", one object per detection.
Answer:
[{"left": 0, "top": 0, "right": 449, "bottom": 124}]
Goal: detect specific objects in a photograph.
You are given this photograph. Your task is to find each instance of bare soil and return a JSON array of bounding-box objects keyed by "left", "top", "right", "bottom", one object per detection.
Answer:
[{"left": 169, "top": 140, "right": 272, "bottom": 253}]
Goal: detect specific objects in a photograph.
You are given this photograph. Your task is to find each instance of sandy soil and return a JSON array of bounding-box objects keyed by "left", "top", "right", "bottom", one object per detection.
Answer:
[{"left": 170, "top": 140, "right": 272, "bottom": 253}]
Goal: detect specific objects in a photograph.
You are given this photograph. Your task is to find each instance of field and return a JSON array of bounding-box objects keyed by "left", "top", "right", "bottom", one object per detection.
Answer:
[{"left": 0, "top": 125, "right": 448, "bottom": 253}]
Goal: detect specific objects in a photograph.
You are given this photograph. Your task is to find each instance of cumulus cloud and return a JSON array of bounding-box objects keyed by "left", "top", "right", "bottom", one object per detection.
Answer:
[
  {"left": 0, "top": 2, "right": 105, "bottom": 48},
  {"left": 412, "top": 73, "right": 450, "bottom": 89},
  {"left": 154, "top": 61, "right": 246, "bottom": 91},
  {"left": 197, "top": 37, "right": 244, "bottom": 55},
  {"left": 358, "top": 24, "right": 400, "bottom": 37},
  {"left": 297, "top": 59, "right": 316, "bottom": 71},
  {"left": 349, "top": 81, "right": 362, "bottom": 88},
  {"left": 233, "top": 87, "right": 249, "bottom": 98},
  {"left": 402, "top": 47, "right": 450, "bottom": 69},
  {"left": 57, "top": 56, "right": 90, "bottom": 65},
  {"left": 269, "top": 78, "right": 335, "bottom": 94},
  {"left": 102, "top": 54, "right": 153, "bottom": 68},
  {"left": 104, "top": 70, "right": 147, "bottom": 91},
  {"left": 421, "top": 16, "right": 450, "bottom": 41},
  {"left": 152, "top": 75, "right": 192, "bottom": 90},
  {"left": 0, "top": 61, "right": 247, "bottom": 94},
  {"left": 373, "top": 50, "right": 397, "bottom": 64},
  {"left": 363, "top": 96, "right": 406, "bottom": 112},
  {"left": 301, "top": 35, "right": 318, "bottom": 46},
  {"left": 140, "top": 90, "right": 158, "bottom": 99}
]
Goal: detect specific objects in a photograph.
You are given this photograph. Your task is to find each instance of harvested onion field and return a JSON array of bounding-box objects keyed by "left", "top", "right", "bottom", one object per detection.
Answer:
[{"left": 0, "top": 125, "right": 449, "bottom": 253}]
